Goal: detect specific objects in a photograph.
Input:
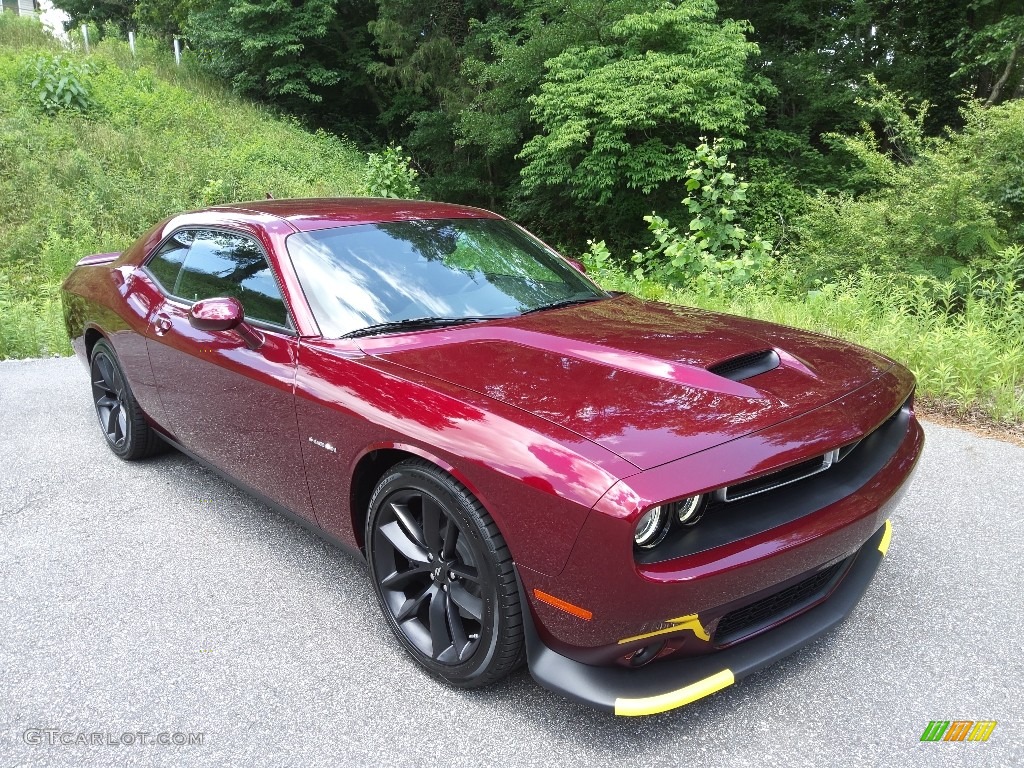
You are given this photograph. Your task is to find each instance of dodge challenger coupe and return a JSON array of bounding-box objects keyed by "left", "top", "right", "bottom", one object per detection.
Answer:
[{"left": 62, "top": 198, "right": 923, "bottom": 716}]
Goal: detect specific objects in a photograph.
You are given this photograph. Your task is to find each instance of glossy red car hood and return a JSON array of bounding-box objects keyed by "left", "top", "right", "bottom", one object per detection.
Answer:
[{"left": 363, "top": 295, "right": 895, "bottom": 470}]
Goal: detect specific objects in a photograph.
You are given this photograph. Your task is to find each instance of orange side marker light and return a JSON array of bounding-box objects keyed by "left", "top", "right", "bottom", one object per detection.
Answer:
[{"left": 533, "top": 589, "right": 593, "bottom": 621}]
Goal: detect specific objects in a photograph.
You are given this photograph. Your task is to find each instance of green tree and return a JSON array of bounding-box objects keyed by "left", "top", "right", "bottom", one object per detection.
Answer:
[
  {"left": 368, "top": 0, "right": 519, "bottom": 206},
  {"left": 135, "top": 0, "right": 199, "bottom": 39},
  {"left": 53, "top": 0, "right": 204, "bottom": 39},
  {"left": 518, "top": 0, "right": 765, "bottom": 244},
  {"left": 955, "top": 0, "right": 1024, "bottom": 107},
  {"left": 187, "top": 0, "right": 339, "bottom": 104},
  {"left": 53, "top": 0, "right": 138, "bottom": 33},
  {"left": 185, "top": 0, "right": 381, "bottom": 136}
]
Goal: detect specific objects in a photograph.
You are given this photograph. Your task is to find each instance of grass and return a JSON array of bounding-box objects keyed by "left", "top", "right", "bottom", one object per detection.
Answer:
[{"left": 0, "top": 15, "right": 365, "bottom": 358}]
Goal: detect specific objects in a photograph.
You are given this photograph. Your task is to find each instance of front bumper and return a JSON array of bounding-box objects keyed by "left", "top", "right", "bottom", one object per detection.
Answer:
[{"left": 522, "top": 519, "right": 892, "bottom": 716}]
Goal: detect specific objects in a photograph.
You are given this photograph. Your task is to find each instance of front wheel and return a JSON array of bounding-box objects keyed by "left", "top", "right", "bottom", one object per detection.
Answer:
[{"left": 366, "top": 459, "right": 524, "bottom": 688}]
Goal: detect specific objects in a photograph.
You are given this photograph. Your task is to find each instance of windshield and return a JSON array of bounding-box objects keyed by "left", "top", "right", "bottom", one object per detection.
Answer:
[{"left": 286, "top": 218, "right": 607, "bottom": 338}]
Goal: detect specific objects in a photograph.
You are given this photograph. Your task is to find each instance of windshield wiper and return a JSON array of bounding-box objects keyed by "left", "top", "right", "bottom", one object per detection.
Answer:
[
  {"left": 340, "top": 316, "right": 498, "bottom": 339},
  {"left": 519, "top": 296, "right": 603, "bottom": 316}
]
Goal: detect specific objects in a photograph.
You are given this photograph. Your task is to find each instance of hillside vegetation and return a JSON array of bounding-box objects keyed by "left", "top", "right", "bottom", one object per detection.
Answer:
[
  {"left": 2, "top": 11, "right": 1022, "bottom": 428},
  {"left": 0, "top": 14, "right": 364, "bottom": 358}
]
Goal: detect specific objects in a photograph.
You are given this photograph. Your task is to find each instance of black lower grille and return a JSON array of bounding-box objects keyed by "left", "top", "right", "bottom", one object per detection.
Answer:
[{"left": 715, "top": 560, "right": 846, "bottom": 643}]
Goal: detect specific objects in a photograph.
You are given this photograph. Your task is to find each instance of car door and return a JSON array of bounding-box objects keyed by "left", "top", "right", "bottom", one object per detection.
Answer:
[{"left": 141, "top": 227, "right": 316, "bottom": 524}]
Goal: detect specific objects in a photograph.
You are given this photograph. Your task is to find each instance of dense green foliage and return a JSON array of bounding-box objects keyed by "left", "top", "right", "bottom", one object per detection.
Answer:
[
  {"left": 18, "top": 52, "right": 96, "bottom": 114},
  {"left": 624, "top": 139, "right": 772, "bottom": 288},
  {"left": 792, "top": 98, "right": 1024, "bottom": 283},
  {"left": 516, "top": 2, "right": 763, "bottom": 235},
  {"left": 49, "top": 0, "right": 1024, "bottom": 253},
  {"left": 362, "top": 145, "right": 420, "bottom": 198},
  {"left": 0, "top": 14, "right": 364, "bottom": 359},
  {"left": 184, "top": 0, "right": 381, "bottom": 137},
  {"left": 21, "top": 3, "right": 1024, "bottom": 422}
]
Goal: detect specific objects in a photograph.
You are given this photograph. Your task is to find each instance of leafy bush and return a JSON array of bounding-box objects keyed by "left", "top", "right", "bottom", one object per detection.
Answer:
[
  {"left": 790, "top": 89, "right": 1024, "bottom": 285},
  {"left": 362, "top": 145, "right": 421, "bottom": 199},
  {"left": 624, "top": 140, "right": 771, "bottom": 290},
  {"left": 518, "top": 2, "right": 764, "bottom": 208},
  {"left": 19, "top": 53, "right": 97, "bottom": 115}
]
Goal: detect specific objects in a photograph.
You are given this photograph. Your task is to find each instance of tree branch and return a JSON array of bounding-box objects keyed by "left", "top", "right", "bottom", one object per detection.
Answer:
[{"left": 985, "top": 35, "right": 1022, "bottom": 107}]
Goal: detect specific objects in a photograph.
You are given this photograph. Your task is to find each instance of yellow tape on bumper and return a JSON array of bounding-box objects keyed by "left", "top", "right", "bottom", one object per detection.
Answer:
[
  {"left": 617, "top": 614, "right": 710, "bottom": 645},
  {"left": 613, "top": 669, "right": 735, "bottom": 716},
  {"left": 878, "top": 519, "right": 892, "bottom": 556}
]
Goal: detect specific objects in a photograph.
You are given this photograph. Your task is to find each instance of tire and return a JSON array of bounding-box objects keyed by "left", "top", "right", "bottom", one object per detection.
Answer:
[
  {"left": 90, "top": 339, "right": 165, "bottom": 460},
  {"left": 366, "top": 458, "right": 524, "bottom": 688}
]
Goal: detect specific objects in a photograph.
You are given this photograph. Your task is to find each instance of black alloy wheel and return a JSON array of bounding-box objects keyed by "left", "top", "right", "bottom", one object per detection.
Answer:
[
  {"left": 89, "top": 340, "right": 164, "bottom": 460},
  {"left": 366, "top": 459, "right": 524, "bottom": 687}
]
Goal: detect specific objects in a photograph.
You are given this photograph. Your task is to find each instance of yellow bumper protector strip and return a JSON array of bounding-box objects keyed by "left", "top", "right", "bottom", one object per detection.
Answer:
[
  {"left": 617, "top": 614, "right": 710, "bottom": 645},
  {"left": 614, "top": 669, "right": 735, "bottom": 716},
  {"left": 878, "top": 519, "right": 892, "bottom": 556}
]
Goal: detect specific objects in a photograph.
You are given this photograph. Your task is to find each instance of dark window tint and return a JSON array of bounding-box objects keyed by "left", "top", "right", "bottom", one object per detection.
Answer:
[
  {"left": 145, "top": 231, "right": 192, "bottom": 291},
  {"left": 174, "top": 230, "right": 289, "bottom": 327}
]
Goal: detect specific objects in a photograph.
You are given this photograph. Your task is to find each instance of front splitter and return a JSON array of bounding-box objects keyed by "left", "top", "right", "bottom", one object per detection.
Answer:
[{"left": 521, "top": 519, "right": 892, "bottom": 715}]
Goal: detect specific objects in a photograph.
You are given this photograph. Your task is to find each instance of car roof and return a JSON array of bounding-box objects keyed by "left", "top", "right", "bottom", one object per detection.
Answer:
[{"left": 208, "top": 197, "right": 503, "bottom": 233}]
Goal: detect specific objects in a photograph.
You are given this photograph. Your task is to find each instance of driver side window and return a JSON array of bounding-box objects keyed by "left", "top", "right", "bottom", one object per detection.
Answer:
[{"left": 146, "top": 229, "right": 291, "bottom": 329}]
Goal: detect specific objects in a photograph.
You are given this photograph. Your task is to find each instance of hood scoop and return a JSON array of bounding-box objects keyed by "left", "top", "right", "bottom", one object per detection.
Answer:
[{"left": 708, "top": 349, "right": 780, "bottom": 382}]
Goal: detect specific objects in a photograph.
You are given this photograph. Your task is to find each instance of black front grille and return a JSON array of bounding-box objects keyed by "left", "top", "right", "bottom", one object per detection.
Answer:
[
  {"left": 714, "top": 560, "right": 846, "bottom": 643},
  {"left": 707, "top": 349, "right": 780, "bottom": 381}
]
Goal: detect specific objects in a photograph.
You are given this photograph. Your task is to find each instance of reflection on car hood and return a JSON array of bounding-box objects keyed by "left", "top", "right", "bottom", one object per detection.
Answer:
[{"left": 363, "top": 294, "right": 895, "bottom": 469}]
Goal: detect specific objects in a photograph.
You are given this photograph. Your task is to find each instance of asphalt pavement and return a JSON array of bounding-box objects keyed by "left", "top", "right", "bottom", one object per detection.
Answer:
[{"left": 0, "top": 356, "right": 1020, "bottom": 767}]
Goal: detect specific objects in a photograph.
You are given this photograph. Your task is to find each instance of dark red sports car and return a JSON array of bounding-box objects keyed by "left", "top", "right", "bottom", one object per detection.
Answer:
[{"left": 62, "top": 199, "right": 923, "bottom": 715}]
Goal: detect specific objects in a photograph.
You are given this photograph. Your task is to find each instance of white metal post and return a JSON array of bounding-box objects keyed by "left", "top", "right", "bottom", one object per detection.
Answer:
[
  {"left": 81, "top": 24, "right": 89, "bottom": 54},
  {"left": 173, "top": 37, "right": 181, "bottom": 66},
  {"left": 128, "top": 30, "right": 136, "bottom": 56}
]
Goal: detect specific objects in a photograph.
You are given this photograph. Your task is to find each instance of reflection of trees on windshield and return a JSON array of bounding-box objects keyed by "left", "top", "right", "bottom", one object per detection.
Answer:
[
  {"left": 288, "top": 219, "right": 603, "bottom": 337},
  {"left": 377, "top": 220, "right": 555, "bottom": 280},
  {"left": 375, "top": 220, "right": 459, "bottom": 264},
  {"left": 375, "top": 219, "right": 573, "bottom": 311}
]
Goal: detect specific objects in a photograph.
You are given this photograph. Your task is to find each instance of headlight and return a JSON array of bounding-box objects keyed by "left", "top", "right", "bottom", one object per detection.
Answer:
[
  {"left": 634, "top": 506, "right": 669, "bottom": 549},
  {"left": 674, "top": 495, "right": 706, "bottom": 526}
]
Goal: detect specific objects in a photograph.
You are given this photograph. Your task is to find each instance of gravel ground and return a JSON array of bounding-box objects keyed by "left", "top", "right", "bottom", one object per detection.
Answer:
[{"left": 0, "top": 356, "right": 1020, "bottom": 767}]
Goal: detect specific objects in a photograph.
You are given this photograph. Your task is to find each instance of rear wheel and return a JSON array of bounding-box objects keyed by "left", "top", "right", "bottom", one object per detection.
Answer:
[
  {"left": 90, "top": 339, "right": 164, "bottom": 460},
  {"left": 366, "top": 459, "right": 523, "bottom": 687}
]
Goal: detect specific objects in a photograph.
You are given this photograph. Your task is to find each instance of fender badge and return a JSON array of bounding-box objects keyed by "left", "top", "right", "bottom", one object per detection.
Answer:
[{"left": 308, "top": 437, "right": 337, "bottom": 453}]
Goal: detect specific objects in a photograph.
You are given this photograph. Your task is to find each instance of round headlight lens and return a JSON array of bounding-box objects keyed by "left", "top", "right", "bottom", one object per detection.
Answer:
[
  {"left": 634, "top": 506, "right": 669, "bottom": 549},
  {"left": 675, "top": 495, "right": 705, "bottom": 526}
]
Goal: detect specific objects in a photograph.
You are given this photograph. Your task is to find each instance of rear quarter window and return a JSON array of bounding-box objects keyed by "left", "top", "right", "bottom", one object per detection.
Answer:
[{"left": 144, "top": 232, "right": 192, "bottom": 291}]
